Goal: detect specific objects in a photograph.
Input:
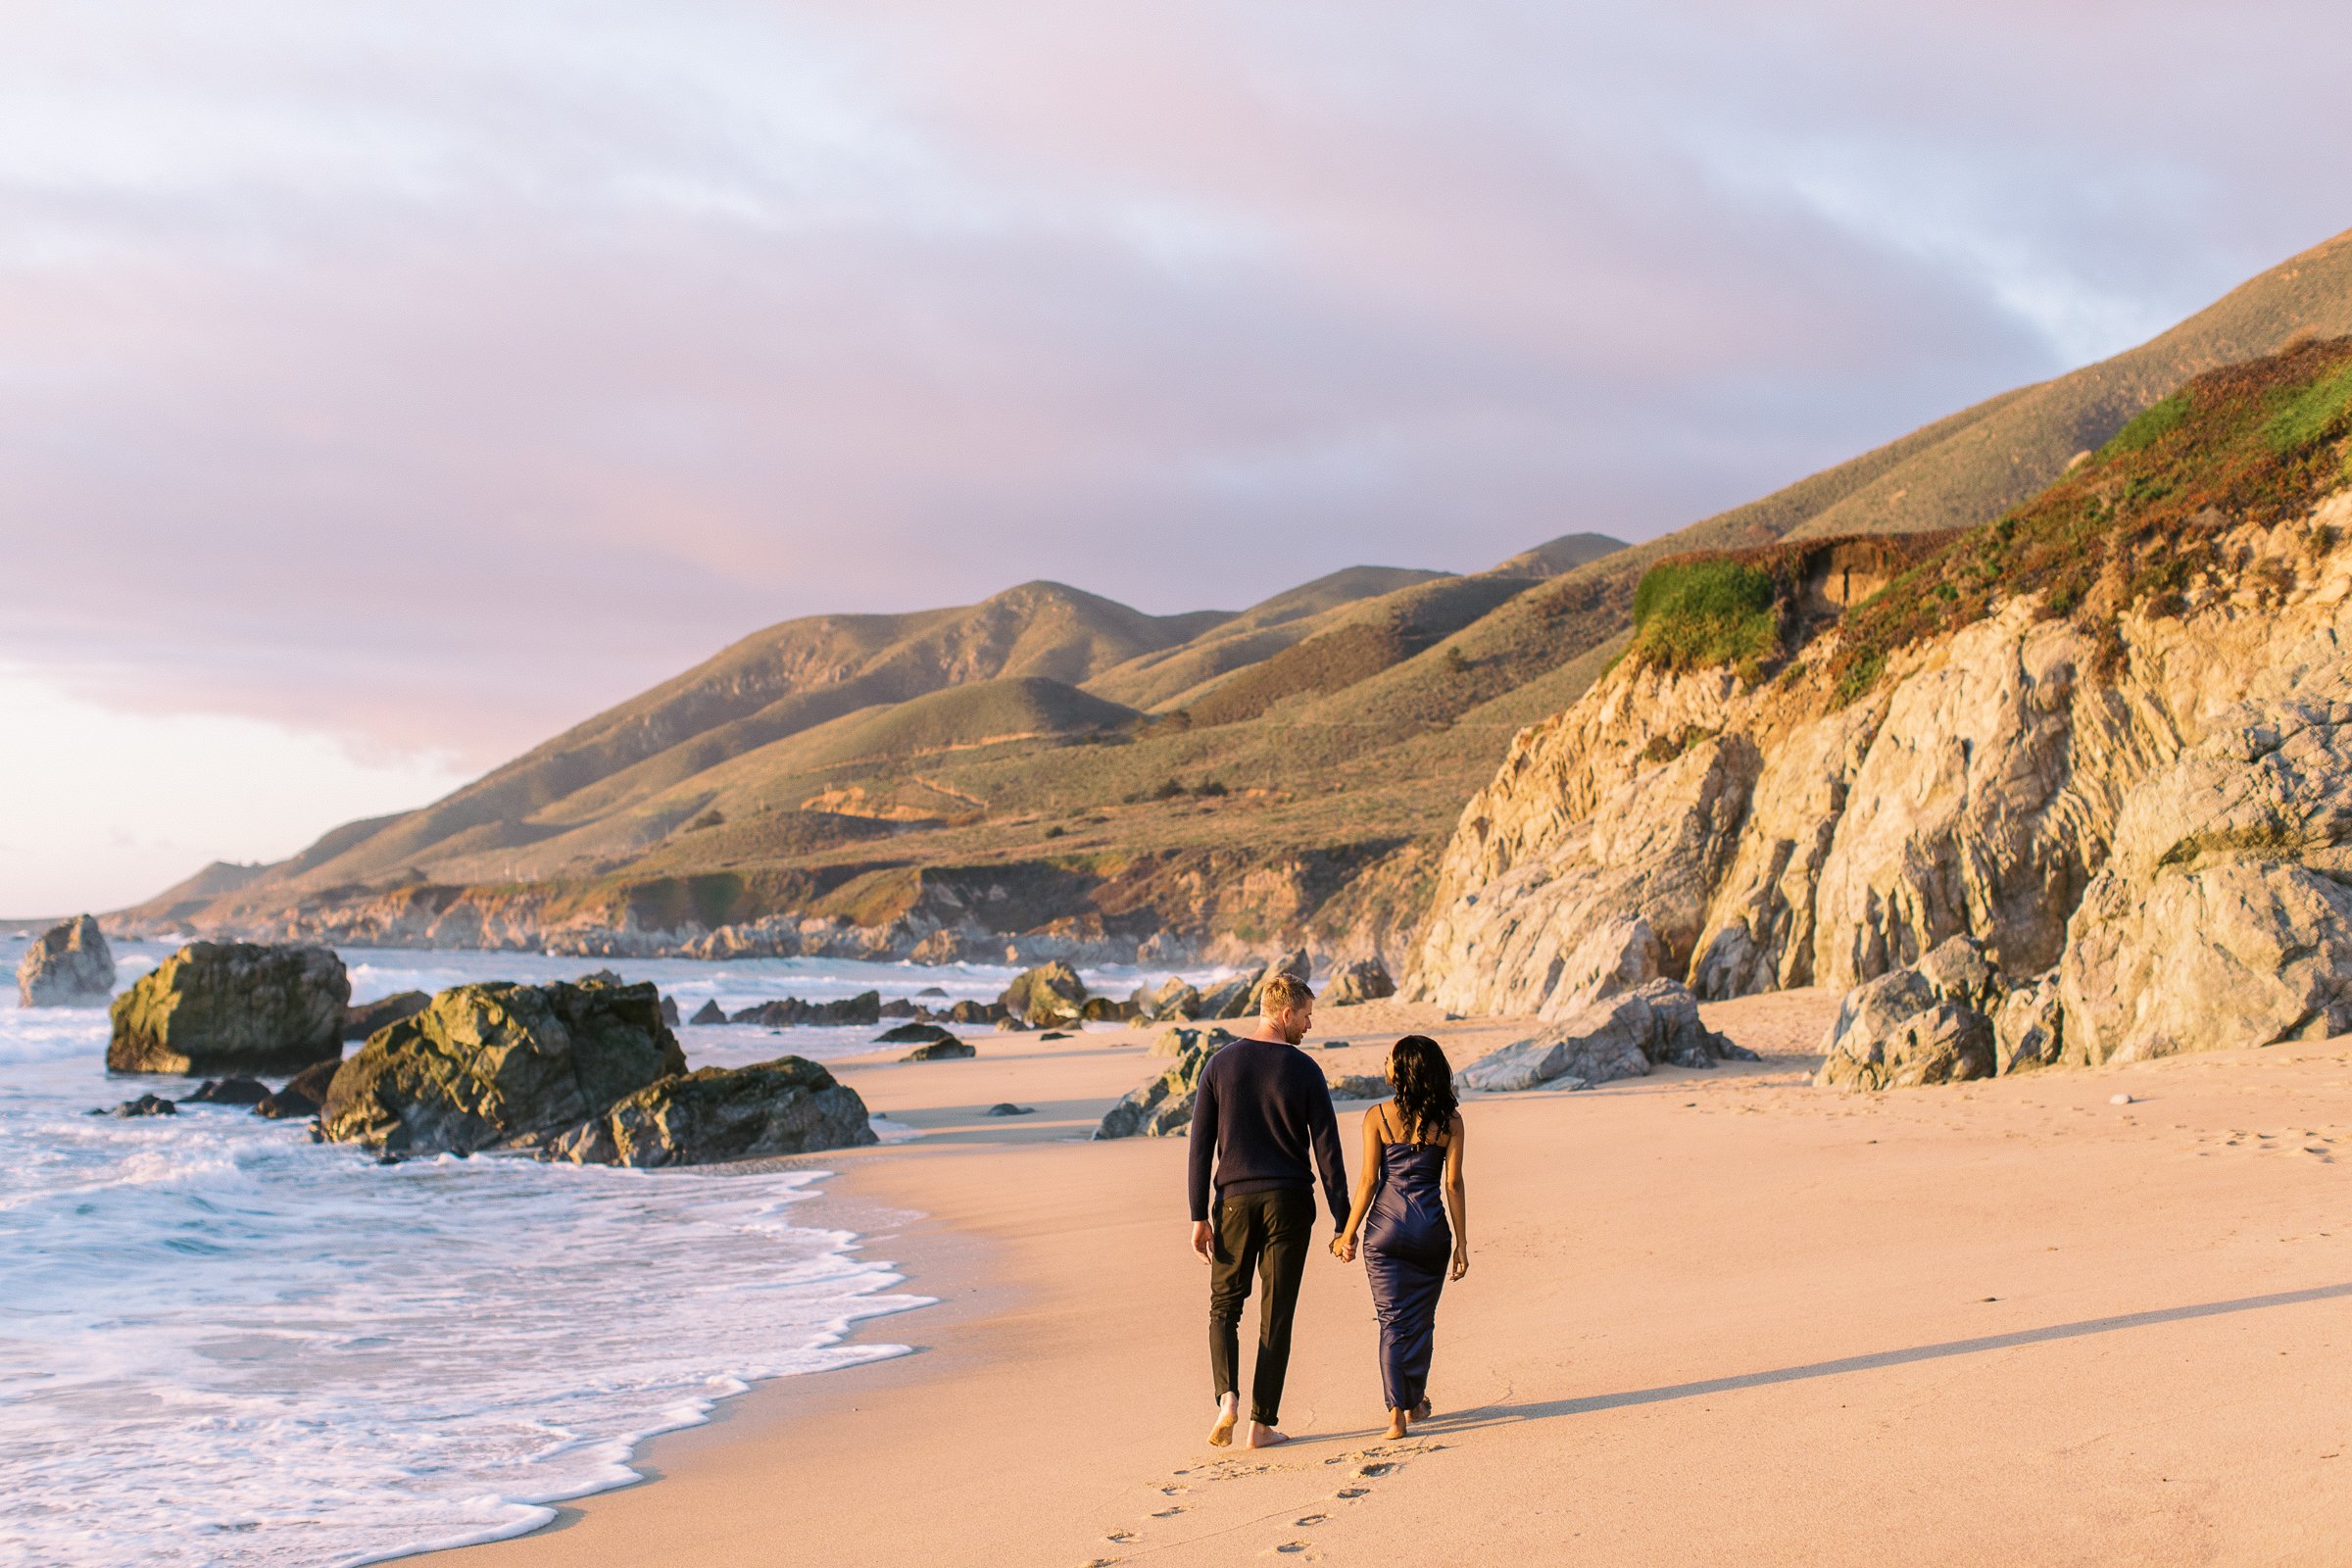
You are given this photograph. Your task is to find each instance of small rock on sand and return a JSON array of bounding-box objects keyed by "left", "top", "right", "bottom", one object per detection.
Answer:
[{"left": 985, "top": 1102, "right": 1034, "bottom": 1116}]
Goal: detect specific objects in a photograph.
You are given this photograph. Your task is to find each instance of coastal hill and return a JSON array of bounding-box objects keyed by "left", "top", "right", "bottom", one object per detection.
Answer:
[{"left": 121, "top": 226, "right": 2352, "bottom": 963}]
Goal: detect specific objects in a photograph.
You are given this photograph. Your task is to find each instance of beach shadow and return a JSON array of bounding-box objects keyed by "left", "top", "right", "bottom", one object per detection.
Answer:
[{"left": 1437, "top": 1281, "right": 2352, "bottom": 1429}]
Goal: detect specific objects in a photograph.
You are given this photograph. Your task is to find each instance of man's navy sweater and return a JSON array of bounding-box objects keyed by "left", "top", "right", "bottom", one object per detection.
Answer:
[{"left": 1185, "top": 1036, "right": 1349, "bottom": 1228}]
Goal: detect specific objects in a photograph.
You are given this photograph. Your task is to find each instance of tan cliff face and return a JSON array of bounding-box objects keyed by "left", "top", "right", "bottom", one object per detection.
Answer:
[{"left": 1407, "top": 489, "right": 2352, "bottom": 1069}]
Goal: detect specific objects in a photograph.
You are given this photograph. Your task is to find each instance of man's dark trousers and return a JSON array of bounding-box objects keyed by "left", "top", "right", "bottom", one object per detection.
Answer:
[{"left": 1208, "top": 1188, "right": 1316, "bottom": 1425}]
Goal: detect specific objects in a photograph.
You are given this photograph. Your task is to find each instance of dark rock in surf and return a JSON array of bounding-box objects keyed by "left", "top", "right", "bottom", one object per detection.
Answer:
[
  {"left": 343, "top": 991, "right": 430, "bottom": 1041},
  {"left": 543, "top": 1056, "right": 877, "bottom": 1167},
  {"left": 109, "top": 943, "right": 349, "bottom": 1076},
  {"left": 180, "top": 1077, "right": 270, "bottom": 1106},
  {"left": 318, "top": 978, "right": 684, "bottom": 1156}
]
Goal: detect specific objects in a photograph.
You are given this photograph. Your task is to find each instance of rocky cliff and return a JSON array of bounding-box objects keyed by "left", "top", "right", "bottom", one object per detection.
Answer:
[{"left": 1411, "top": 336, "right": 2352, "bottom": 1074}]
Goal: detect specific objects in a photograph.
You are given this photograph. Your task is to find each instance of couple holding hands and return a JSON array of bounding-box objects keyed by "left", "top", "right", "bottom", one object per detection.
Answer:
[{"left": 1186, "top": 973, "right": 1469, "bottom": 1447}]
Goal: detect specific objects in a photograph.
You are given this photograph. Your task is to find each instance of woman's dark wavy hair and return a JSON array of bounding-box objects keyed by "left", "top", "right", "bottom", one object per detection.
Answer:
[{"left": 1388, "top": 1034, "right": 1458, "bottom": 1145}]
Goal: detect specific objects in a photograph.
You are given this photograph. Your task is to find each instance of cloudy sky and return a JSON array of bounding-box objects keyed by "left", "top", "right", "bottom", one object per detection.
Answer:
[{"left": 3, "top": 0, "right": 2349, "bottom": 913}]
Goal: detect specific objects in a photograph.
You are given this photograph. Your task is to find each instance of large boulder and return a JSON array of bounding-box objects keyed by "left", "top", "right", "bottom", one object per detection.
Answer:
[
  {"left": 1321, "top": 957, "right": 1396, "bottom": 1007},
  {"left": 999, "top": 961, "right": 1088, "bottom": 1027},
  {"left": 1197, "top": 964, "right": 1266, "bottom": 1022},
  {"left": 1459, "top": 979, "right": 1739, "bottom": 1093},
  {"left": 1134, "top": 976, "right": 1201, "bottom": 1022},
  {"left": 1815, "top": 937, "right": 2003, "bottom": 1090},
  {"left": 1095, "top": 1034, "right": 1230, "bottom": 1139},
  {"left": 877, "top": 1021, "right": 959, "bottom": 1046},
  {"left": 17, "top": 914, "right": 115, "bottom": 1007},
  {"left": 343, "top": 991, "right": 430, "bottom": 1040},
  {"left": 543, "top": 1056, "right": 876, "bottom": 1167},
  {"left": 1152, "top": 1024, "right": 1238, "bottom": 1058},
  {"left": 1994, "top": 971, "right": 2065, "bottom": 1074},
  {"left": 318, "top": 979, "right": 685, "bottom": 1155},
  {"left": 108, "top": 943, "right": 349, "bottom": 1075},
  {"left": 2060, "top": 699, "right": 2352, "bottom": 1063}
]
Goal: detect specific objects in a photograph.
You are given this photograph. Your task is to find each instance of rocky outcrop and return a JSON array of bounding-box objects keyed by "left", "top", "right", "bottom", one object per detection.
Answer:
[
  {"left": 1325, "top": 1073, "right": 1394, "bottom": 1101},
  {"left": 257, "top": 1057, "right": 339, "bottom": 1120},
  {"left": 1095, "top": 1034, "right": 1229, "bottom": 1139},
  {"left": 999, "top": 961, "right": 1088, "bottom": 1027},
  {"left": 1321, "top": 957, "right": 1396, "bottom": 1006},
  {"left": 1135, "top": 977, "right": 1202, "bottom": 1022},
  {"left": 877, "top": 1021, "right": 959, "bottom": 1046},
  {"left": 108, "top": 943, "right": 349, "bottom": 1075},
  {"left": 903, "top": 1039, "right": 976, "bottom": 1061},
  {"left": 2059, "top": 692, "right": 2352, "bottom": 1063},
  {"left": 689, "top": 1000, "right": 727, "bottom": 1025},
  {"left": 1458, "top": 980, "right": 1740, "bottom": 1092},
  {"left": 17, "top": 914, "right": 115, "bottom": 1006},
  {"left": 544, "top": 1056, "right": 875, "bottom": 1167},
  {"left": 729, "top": 992, "right": 882, "bottom": 1028},
  {"left": 98, "top": 1094, "right": 177, "bottom": 1117},
  {"left": 1814, "top": 937, "right": 2005, "bottom": 1089},
  {"left": 318, "top": 978, "right": 685, "bottom": 1155},
  {"left": 180, "top": 1077, "right": 270, "bottom": 1105},
  {"left": 1412, "top": 488, "right": 2352, "bottom": 1088},
  {"left": 1196, "top": 964, "right": 1265, "bottom": 1021},
  {"left": 1994, "top": 972, "right": 2065, "bottom": 1074},
  {"left": 1152, "top": 1024, "right": 1238, "bottom": 1058},
  {"left": 343, "top": 991, "right": 430, "bottom": 1040},
  {"left": 1411, "top": 666, "right": 1763, "bottom": 1020}
]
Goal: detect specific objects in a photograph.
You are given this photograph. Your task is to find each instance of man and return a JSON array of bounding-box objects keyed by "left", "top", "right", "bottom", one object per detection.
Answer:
[{"left": 1187, "top": 971, "right": 1349, "bottom": 1448}]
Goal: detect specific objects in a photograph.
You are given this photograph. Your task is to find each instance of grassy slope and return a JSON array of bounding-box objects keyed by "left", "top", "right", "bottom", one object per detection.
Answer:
[
  {"left": 1082, "top": 564, "right": 1448, "bottom": 711},
  {"left": 1786, "top": 228, "right": 2352, "bottom": 540}
]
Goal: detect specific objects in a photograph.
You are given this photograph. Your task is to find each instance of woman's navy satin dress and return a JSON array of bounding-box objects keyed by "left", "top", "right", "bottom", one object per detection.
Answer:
[{"left": 1362, "top": 1137, "right": 1451, "bottom": 1413}]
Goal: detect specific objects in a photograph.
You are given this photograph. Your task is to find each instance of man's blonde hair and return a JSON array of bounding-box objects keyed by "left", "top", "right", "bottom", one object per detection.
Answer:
[{"left": 1259, "top": 973, "right": 1314, "bottom": 1015}]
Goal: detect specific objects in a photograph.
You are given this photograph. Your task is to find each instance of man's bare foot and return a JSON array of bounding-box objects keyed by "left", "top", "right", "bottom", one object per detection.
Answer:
[
  {"left": 1244, "top": 1421, "right": 1290, "bottom": 1447},
  {"left": 1384, "top": 1408, "right": 1409, "bottom": 1441},
  {"left": 1208, "top": 1394, "right": 1239, "bottom": 1447}
]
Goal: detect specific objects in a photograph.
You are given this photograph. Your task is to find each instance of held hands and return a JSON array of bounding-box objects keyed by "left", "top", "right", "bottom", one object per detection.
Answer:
[{"left": 1329, "top": 1233, "right": 1357, "bottom": 1263}]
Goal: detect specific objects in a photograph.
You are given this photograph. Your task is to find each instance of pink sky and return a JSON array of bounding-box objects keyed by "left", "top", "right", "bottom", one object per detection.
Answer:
[{"left": 2, "top": 0, "right": 2348, "bottom": 912}]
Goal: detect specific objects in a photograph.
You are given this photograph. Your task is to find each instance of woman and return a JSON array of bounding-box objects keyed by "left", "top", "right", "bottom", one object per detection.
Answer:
[{"left": 1331, "top": 1034, "right": 1468, "bottom": 1441}]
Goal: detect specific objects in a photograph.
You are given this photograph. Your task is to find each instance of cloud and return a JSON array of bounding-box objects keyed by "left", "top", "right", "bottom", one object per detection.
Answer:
[{"left": 1, "top": 0, "right": 2347, "bottom": 798}]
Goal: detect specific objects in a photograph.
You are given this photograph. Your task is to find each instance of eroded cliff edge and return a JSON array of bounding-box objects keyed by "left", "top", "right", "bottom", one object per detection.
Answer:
[{"left": 1409, "top": 338, "right": 2352, "bottom": 1075}]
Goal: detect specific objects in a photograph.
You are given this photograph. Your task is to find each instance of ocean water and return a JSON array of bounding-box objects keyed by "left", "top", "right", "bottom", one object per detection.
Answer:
[{"left": 0, "top": 942, "right": 1193, "bottom": 1567}]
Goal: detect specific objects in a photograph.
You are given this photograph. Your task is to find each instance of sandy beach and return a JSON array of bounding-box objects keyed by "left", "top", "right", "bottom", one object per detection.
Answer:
[{"left": 433, "top": 996, "right": 2352, "bottom": 1566}]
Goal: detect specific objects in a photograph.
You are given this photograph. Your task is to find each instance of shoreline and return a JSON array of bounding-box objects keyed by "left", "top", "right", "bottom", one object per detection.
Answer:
[{"left": 429, "top": 994, "right": 2352, "bottom": 1565}]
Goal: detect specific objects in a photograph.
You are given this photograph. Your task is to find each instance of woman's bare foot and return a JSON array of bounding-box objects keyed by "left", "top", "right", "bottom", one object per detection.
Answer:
[
  {"left": 1384, "top": 1408, "right": 1409, "bottom": 1441},
  {"left": 1413, "top": 1397, "right": 1433, "bottom": 1421},
  {"left": 1208, "top": 1393, "right": 1239, "bottom": 1447},
  {"left": 1244, "top": 1421, "right": 1290, "bottom": 1448}
]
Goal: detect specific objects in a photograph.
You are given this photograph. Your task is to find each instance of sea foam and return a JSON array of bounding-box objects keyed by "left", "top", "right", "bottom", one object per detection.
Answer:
[{"left": 0, "top": 944, "right": 1128, "bottom": 1567}]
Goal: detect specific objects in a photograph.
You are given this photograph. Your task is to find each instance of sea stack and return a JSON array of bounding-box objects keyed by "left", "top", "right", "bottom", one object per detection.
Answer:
[{"left": 17, "top": 914, "right": 116, "bottom": 1007}]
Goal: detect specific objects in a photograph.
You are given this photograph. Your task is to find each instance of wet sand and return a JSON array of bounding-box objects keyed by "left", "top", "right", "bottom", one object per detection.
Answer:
[{"left": 432, "top": 993, "right": 2352, "bottom": 1565}]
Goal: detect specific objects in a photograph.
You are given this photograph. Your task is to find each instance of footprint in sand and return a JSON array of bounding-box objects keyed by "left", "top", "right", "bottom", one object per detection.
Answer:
[
  {"left": 1335, "top": 1488, "right": 1369, "bottom": 1499},
  {"left": 1356, "top": 1462, "right": 1394, "bottom": 1478},
  {"left": 1152, "top": 1506, "right": 1186, "bottom": 1518},
  {"left": 1295, "top": 1513, "right": 1328, "bottom": 1526},
  {"left": 1272, "top": 1544, "right": 1311, "bottom": 1556}
]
